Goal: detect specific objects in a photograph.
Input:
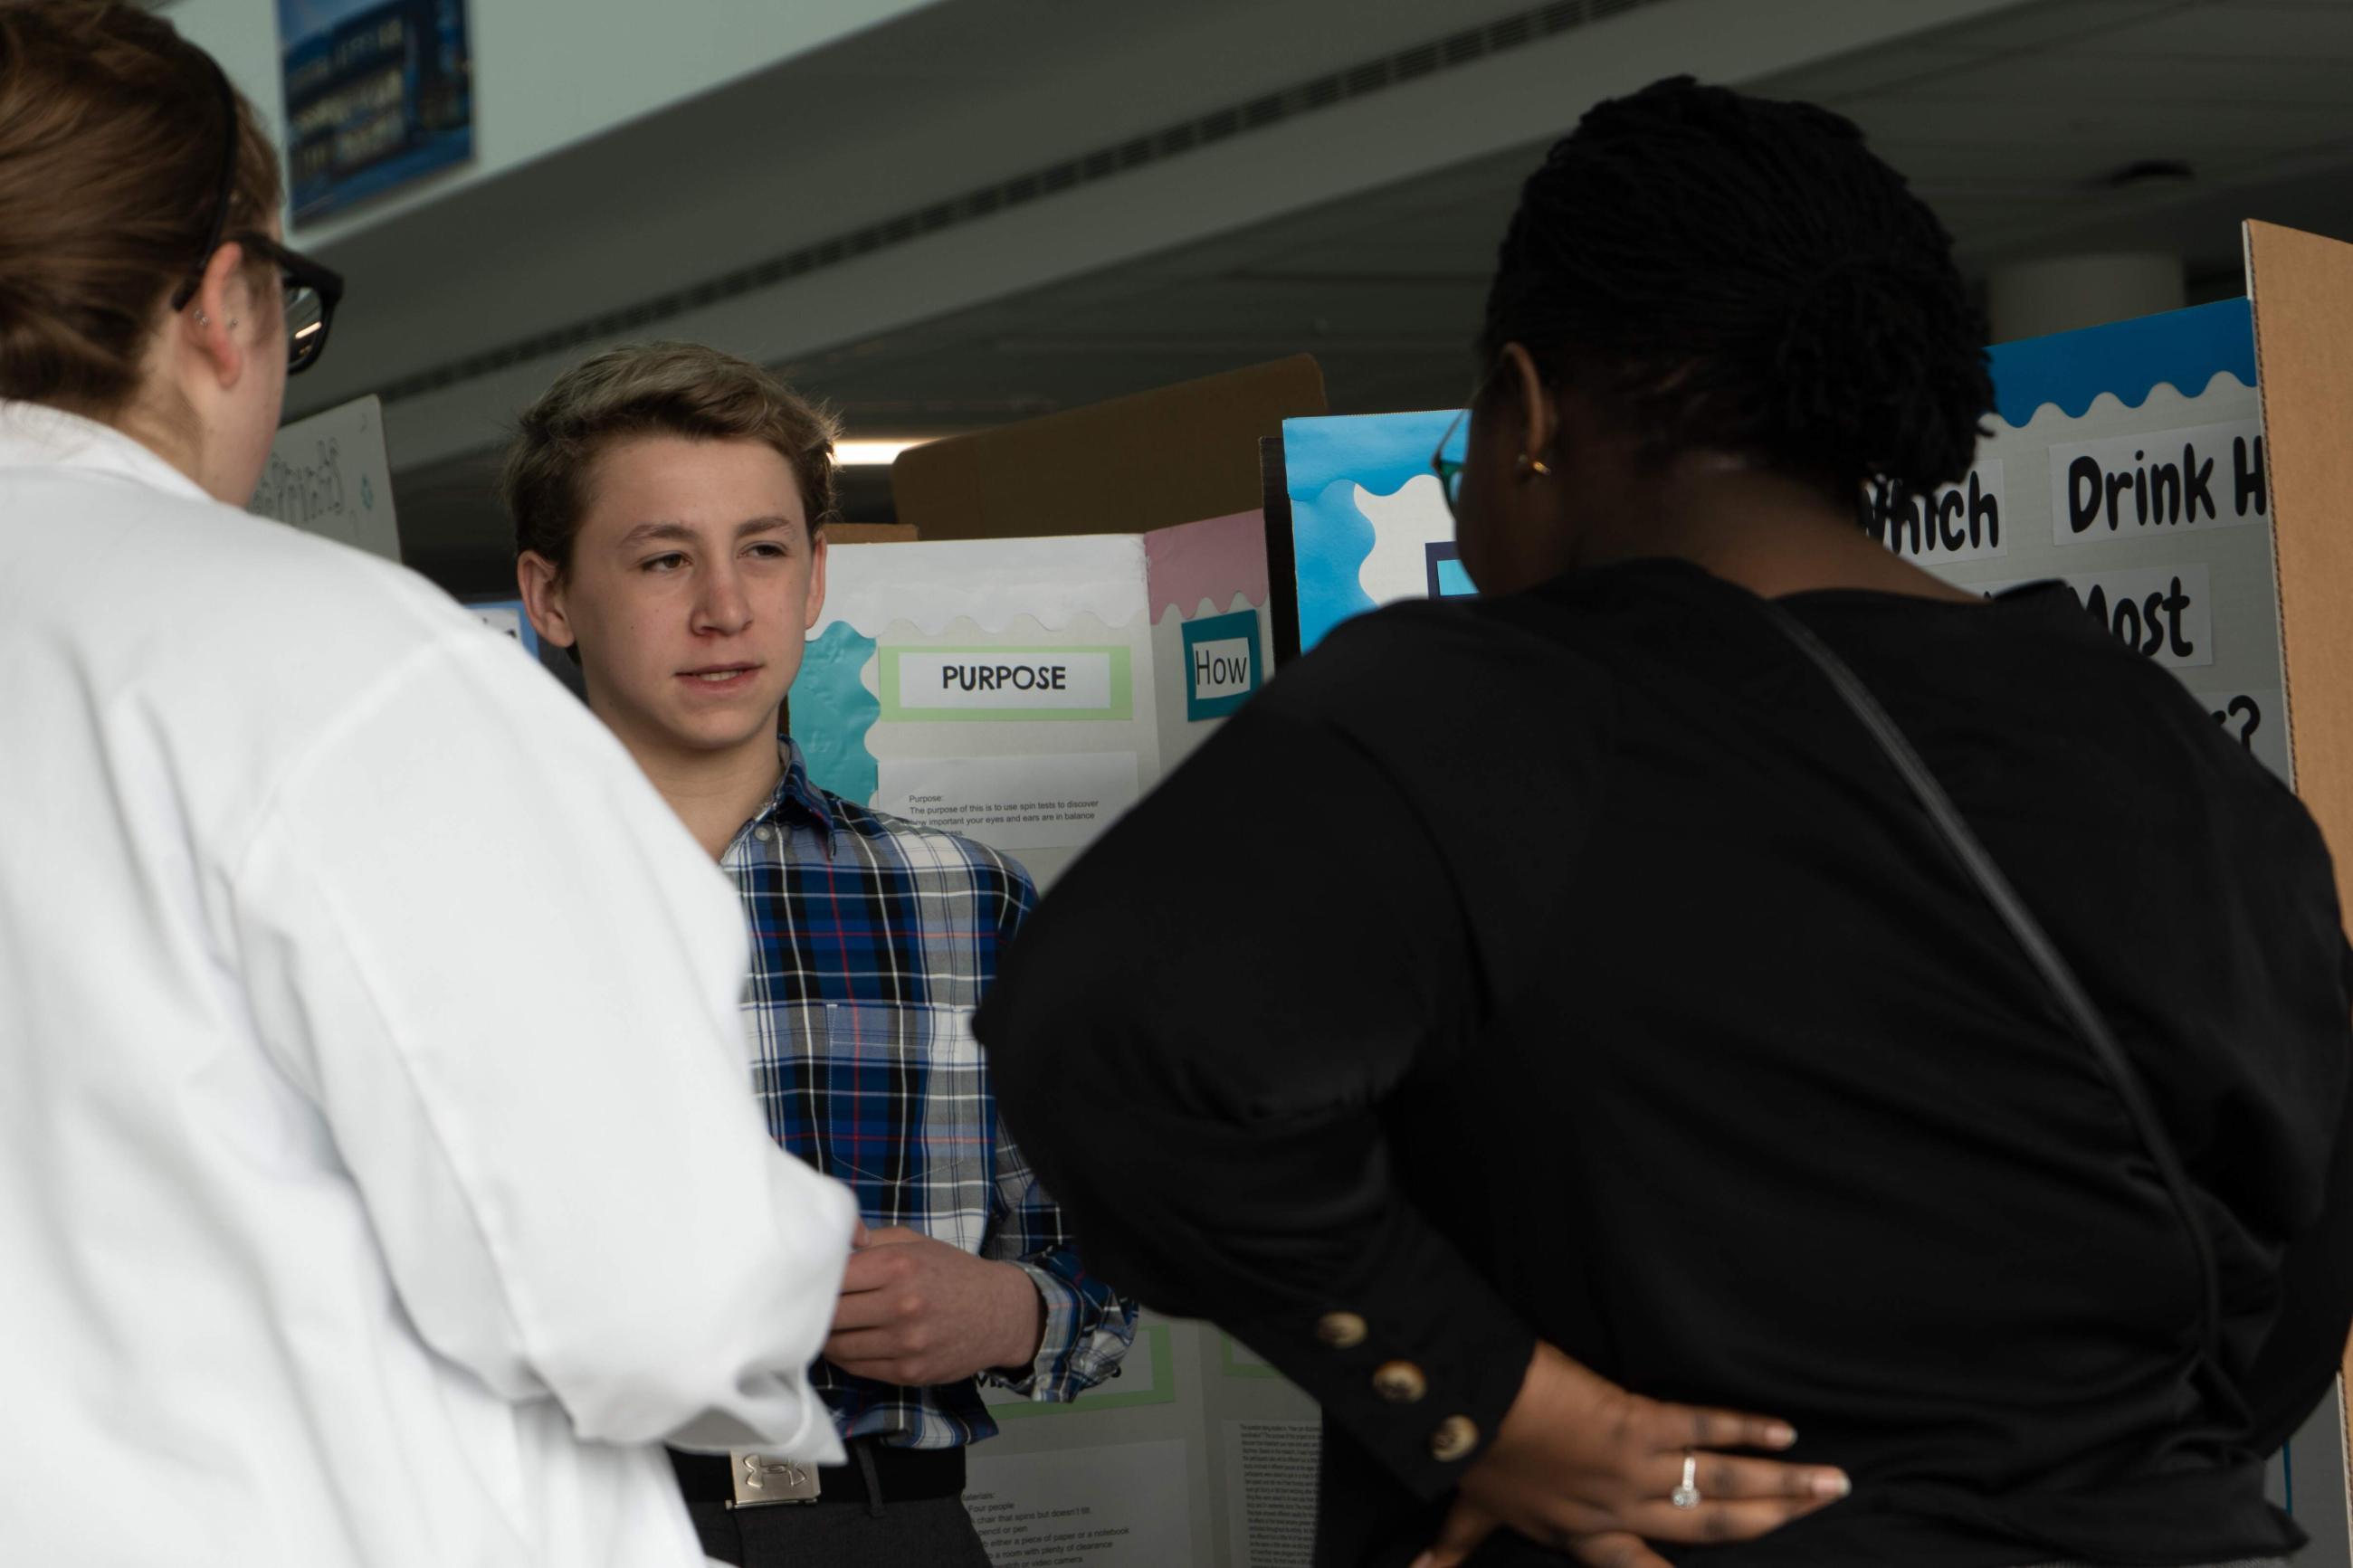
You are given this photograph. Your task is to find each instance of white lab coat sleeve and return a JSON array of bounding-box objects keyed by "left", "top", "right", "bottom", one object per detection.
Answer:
[{"left": 223, "top": 630, "right": 853, "bottom": 1460}]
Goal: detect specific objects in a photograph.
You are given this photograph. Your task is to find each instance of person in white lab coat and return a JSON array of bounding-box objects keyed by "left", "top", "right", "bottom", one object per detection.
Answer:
[{"left": 0, "top": 6, "right": 857, "bottom": 1565}]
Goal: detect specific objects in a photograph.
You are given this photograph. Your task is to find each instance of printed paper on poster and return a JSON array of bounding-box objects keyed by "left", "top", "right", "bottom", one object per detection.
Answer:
[{"left": 874, "top": 753, "right": 1140, "bottom": 852}]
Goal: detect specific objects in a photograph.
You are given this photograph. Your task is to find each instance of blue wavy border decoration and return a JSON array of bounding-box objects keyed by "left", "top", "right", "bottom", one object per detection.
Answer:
[
  {"left": 1989, "top": 297, "right": 2253, "bottom": 428},
  {"left": 789, "top": 622, "right": 881, "bottom": 805},
  {"left": 1284, "top": 410, "right": 1462, "bottom": 651}
]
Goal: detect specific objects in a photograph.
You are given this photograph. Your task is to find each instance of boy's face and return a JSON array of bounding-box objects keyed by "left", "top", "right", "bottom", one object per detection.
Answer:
[{"left": 521, "top": 433, "right": 826, "bottom": 765}]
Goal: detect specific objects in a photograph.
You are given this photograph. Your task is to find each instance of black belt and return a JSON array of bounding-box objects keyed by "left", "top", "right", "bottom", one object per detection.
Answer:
[{"left": 667, "top": 1440, "right": 966, "bottom": 1508}]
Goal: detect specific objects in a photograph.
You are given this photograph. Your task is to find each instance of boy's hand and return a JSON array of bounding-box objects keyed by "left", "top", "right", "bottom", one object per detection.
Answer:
[{"left": 824, "top": 1226, "right": 1044, "bottom": 1387}]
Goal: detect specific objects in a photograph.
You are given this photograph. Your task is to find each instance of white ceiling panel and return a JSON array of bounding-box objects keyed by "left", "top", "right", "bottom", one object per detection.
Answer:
[
  {"left": 1847, "top": 95, "right": 2353, "bottom": 151},
  {"left": 1749, "top": 45, "right": 1989, "bottom": 100},
  {"left": 1931, "top": 45, "right": 2353, "bottom": 100},
  {"left": 2071, "top": 1, "right": 2353, "bottom": 50},
  {"left": 1900, "top": 0, "right": 2186, "bottom": 52}
]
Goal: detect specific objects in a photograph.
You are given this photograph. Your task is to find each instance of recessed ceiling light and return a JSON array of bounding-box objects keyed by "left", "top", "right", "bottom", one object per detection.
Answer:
[{"left": 834, "top": 439, "right": 937, "bottom": 467}]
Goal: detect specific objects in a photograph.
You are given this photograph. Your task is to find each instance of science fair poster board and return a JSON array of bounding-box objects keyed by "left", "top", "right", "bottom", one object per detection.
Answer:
[
  {"left": 876, "top": 365, "right": 1331, "bottom": 1563},
  {"left": 2242, "top": 216, "right": 2353, "bottom": 1567},
  {"left": 786, "top": 512, "right": 1272, "bottom": 893},
  {"left": 252, "top": 394, "right": 401, "bottom": 562},
  {"left": 1280, "top": 220, "right": 2353, "bottom": 1562},
  {"left": 1862, "top": 294, "right": 2289, "bottom": 774},
  {"left": 1281, "top": 299, "right": 2288, "bottom": 783},
  {"left": 966, "top": 1316, "right": 1322, "bottom": 1568},
  {"left": 1285, "top": 408, "right": 1470, "bottom": 655},
  {"left": 778, "top": 515, "right": 1319, "bottom": 1565},
  {"left": 252, "top": 398, "right": 557, "bottom": 676}
]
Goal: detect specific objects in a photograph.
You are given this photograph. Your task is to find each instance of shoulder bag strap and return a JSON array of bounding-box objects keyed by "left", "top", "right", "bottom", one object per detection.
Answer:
[{"left": 1754, "top": 597, "right": 2223, "bottom": 1379}]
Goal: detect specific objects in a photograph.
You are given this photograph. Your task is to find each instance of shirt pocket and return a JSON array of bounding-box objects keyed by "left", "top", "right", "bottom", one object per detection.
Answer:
[{"left": 756, "top": 1000, "right": 992, "bottom": 1250}]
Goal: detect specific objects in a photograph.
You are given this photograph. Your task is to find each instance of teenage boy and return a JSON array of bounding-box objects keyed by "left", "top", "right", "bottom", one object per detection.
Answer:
[{"left": 510, "top": 342, "right": 1135, "bottom": 1568}]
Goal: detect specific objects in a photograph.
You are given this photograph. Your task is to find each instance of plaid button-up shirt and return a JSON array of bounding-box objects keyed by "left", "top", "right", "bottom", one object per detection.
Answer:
[{"left": 719, "top": 742, "right": 1137, "bottom": 1449}]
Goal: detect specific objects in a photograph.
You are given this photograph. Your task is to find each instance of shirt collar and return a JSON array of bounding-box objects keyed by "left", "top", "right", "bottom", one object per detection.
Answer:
[
  {"left": 753, "top": 738, "right": 837, "bottom": 840},
  {"left": 0, "top": 399, "right": 213, "bottom": 505}
]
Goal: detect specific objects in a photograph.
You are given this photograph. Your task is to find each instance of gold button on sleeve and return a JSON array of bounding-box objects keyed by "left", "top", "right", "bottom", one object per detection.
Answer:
[
  {"left": 1313, "top": 1311, "right": 1367, "bottom": 1350},
  {"left": 1371, "top": 1360, "right": 1427, "bottom": 1403},
  {"left": 1429, "top": 1415, "right": 1480, "bottom": 1463}
]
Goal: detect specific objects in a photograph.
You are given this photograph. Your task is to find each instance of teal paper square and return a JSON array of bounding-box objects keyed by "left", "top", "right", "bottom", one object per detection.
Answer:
[{"left": 1181, "top": 610, "right": 1262, "bottom": 723}]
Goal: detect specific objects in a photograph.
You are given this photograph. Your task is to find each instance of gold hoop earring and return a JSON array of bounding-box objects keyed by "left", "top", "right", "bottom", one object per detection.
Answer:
[{"left": 1516, "top": 452, "right": 1552, "bottom": 478}]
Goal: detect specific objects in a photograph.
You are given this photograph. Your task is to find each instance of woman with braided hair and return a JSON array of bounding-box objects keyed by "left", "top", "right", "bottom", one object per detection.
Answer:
[{"left": 984, "top": 77, "right": 2353, "bottom": 1567}]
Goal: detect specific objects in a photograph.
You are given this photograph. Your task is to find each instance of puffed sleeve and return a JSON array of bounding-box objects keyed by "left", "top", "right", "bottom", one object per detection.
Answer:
[{"left": 981, "top": 608, "right": 1578, "bottom": 1495}]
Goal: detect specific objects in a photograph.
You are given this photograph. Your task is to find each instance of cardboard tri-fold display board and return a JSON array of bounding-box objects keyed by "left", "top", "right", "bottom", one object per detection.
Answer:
[
  {"left": 790, "top": 511, "right": 1273, "bottom": 891},
  {"left": 892, "top": 355, "right": 1326, "bottom": 542},
  {"left": 851, "top": 356, "right": 1323, "bottom": 896},
  {"left": 794, "top": 541, "right": 1316, "bottom": 1559},
  {"left": 1283, "top": 406, "right": 1472, "bottom": 654},
  {"left": 1875, "top": 293, "right": 2286, "bottom": 774},
  {"left": 2246, "top": 221, "right": 2353, "bottom": 931},
  {"left": 2247, "top": 219, "right": 2353, "bottom": 1563},
  {"left": 252, "top": 394, "right": 402, "bottom": 562},
  {"left": 805, "top": 359, "right": 1333, "bottom": 1567}
]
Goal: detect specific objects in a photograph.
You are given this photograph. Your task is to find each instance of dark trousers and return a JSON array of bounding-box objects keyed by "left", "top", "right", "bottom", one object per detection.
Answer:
[
  {"left": 672, "top": 1442, "right": 991, "bottom": 1568},
  {"left": 683, "top": 1493, "right": 991, "bottom": 1567}
]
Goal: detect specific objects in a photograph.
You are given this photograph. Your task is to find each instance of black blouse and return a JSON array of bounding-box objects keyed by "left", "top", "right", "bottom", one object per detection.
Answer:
[{"left": 979, "top": 558, "right": 2353, "bottom": 1566}]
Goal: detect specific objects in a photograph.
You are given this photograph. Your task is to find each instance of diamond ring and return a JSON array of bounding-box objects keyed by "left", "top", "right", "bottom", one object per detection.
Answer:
[{"left": 1671, "top": 1451, "right": 1700, "bottom": 1509}]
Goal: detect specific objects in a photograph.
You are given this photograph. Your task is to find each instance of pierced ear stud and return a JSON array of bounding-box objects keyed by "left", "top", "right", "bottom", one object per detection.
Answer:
[
  {"left": 194, "top": 309, "right": 208, "bottom": 327},
  {"left": 1516, "top": 453, "right": 1553, "bottom": 478}
]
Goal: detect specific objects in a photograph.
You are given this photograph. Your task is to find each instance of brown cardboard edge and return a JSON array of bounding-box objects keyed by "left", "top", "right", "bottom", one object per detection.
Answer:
[
  {"left": 887, "top": 355, "right": 1326, "bottom": 540},
  {"left": 824, "top": 523, "right": 919, "bottom": 544},
  {"left": 2244, "top": 217, "right": 2353, "bottom": 1471},
  {"left": 1260, "top": 435, "right": 1300, "bottom": 668}
]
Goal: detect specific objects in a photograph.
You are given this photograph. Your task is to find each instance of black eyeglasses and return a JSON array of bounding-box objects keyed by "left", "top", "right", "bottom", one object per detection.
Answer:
[
  {"left": 1432, "top": 358, "right": 1527, "bottom": 523},
  {"left": 168, "top": 56, "right": 344, "bottom": 375},
  {"left": 1431, "top": 405, "right": 1470, "bottom": 522},
  {"left": 1431, "top": 371, "right": 1491, "bottom": 523}
]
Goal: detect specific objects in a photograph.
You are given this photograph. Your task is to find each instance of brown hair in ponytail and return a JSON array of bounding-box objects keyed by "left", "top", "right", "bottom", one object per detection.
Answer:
[{"left": 0, "top": 1, "right": 282, "bottom": 417}]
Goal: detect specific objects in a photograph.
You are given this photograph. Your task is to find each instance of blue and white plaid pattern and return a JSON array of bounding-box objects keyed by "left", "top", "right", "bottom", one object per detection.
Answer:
[{"left": 719, "top": 741, "right": 1138, "bottom": 1449}]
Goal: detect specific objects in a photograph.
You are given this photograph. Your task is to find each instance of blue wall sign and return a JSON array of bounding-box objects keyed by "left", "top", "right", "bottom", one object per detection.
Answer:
[{"left": 280, "top": 0, "right": 473, "bottom": 223}]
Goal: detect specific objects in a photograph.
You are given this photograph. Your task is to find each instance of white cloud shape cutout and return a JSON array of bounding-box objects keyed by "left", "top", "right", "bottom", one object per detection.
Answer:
[{"left": 1354, "top": 473, "right": 1457, "bottom": 610}]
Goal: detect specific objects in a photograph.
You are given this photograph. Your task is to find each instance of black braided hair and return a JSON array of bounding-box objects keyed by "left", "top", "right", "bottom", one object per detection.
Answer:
[{"left": 1479, "top": 76, "right": 1992, "bottom": 504}]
